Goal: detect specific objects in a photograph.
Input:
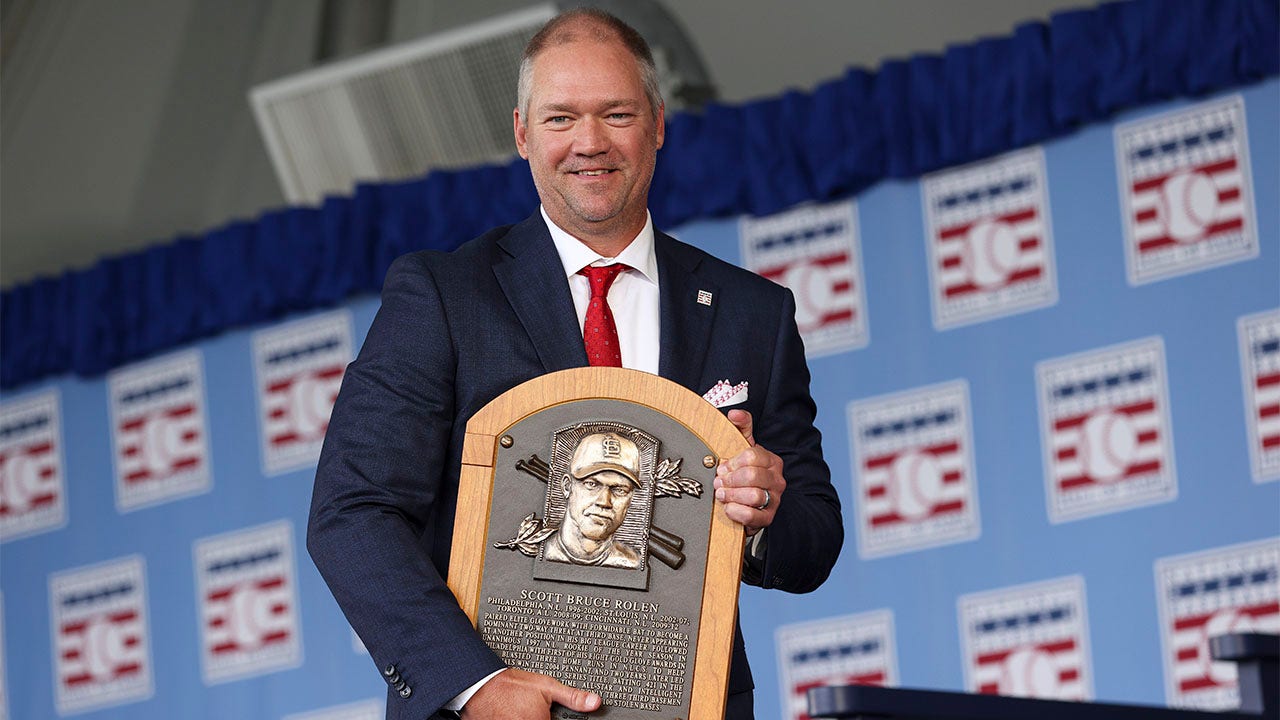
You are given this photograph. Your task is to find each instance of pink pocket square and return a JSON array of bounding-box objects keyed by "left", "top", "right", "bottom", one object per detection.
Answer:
[{"left": 703, "top": 379, "right": 749, "bottom": 408}]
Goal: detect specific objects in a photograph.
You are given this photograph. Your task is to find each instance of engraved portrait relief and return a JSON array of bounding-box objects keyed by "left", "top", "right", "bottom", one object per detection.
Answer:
[{"left": 545, "top": 431, "right": 645, "bottom": 568}]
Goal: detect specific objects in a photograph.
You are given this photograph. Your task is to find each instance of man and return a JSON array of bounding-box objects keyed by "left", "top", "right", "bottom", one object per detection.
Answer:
[
  {"left": 308, "top": 8, "right": 842, "bottom": 719},
  {"left": 544, "top": 432, "right": 644, "bottom": 569}
]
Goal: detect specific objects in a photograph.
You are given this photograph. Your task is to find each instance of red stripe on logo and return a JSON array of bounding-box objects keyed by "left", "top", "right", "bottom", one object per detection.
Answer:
[
  {"left": 1039, "top": 638, "right": 1075, "bottom": 654},
  {"left": 114, "top": 662, "right": 141, "bottom": 678},
  {"left": 1259, "top": 404, "right": 1280, "bottom": 418},
  {"left": 107, "top": 610, "right": 136, "bottom": 624},
  {"left": 64, "top": 673, "right": 94, "bottom": 687},
  {"left": 1137, "top": 430, "right": 1159, "bottom": 444},
  {"left": 267, "top": 378, "right": 294, "bottom": 394},
  {"left": 869, "top": 512, "right": 903, "bottom": 527},
  {"left": 1054, "top": 414, "right": 1088, "bottom": 431},
  {"left": 1136, "top": 208, "right": 1158, "bottom": 222},
  {"left": 867, "top": 485, "right": 887, "bottom": 498},
  {"left": 120, "top": 417, "right": 146, "bottom": 432},
  {"left": 1263, "top": 436, "right": 1280, "bottom": 449},
  {"left": 1179, "top": 676, "right": 1223, "bottom": 693},
  {"left": 1219, "top": 187, "right": 1241, "bottom": 202},
  {"left": 171, "top": 457, "right": 200, "bottom": 471},
  {"left": 207, "top": 587, "right": 234, "bottom": 602},
  {"left": 315, "top": 366, "right": 346, "bottom": 380},
  {"left": 976, "top": 649, "right": 1012, "bottom": 665},
  {"left": 1007, "top": 267, "right": 1042, "bottom": 284},
  {"left": 1059, "top": 668, "right": 1079, "bottom": 682},
  {"left": 1019, "top": 237, "right": 1040, "bottom": 252},
  {"left": 1173, "top": 611, "right": 1213, "bottom": 632},
  {"left": 258, "top": 576, "right": 285, "bottom": 591},
  {"left": 1057, "top": 447, "right": 1077, "bottom": 461},
  {"left": 1132, "top": 158, "right": 1239, "bottom": 194},
  {"left": 166, "top": 405, "right": 195, "bottom": 419},
  {"left": 929, "top": 500, "right": 965, "bottom": 517},
  {"left": 262, "top": 630, "right": 290, "bottom": 645},
  {"left": 1117, "top": 400, "right": 1156, "bottom": 416},
  {"left": 944, "top": 282, "right": 979, "bottom": 298},
  {"left": 1138, "top": 237, "right": 1178, "bottom": 253},
  {"left": 125, "top": 469, "right": 152, "bottom": 483},
  {"left": 864, "top": 453, "right": 897, "bottom": 469},
  {"left": 1177, "top": 647, "right": 1199, "bottom": 661},
  {"left": 24, "top": 441, "right": 52, "bottom": 455},
  {"left": 1259, "top": 373, "right": 1280, "bottom": 388},
  {"left": 1059, "top": 475, "right": 1094, "bottom": 490},
  {"left": 271, "top": 432, "right": 300, "bottom": 447},
  {"left": 942, "top": 470, "right": 962, "bottom": 484},
  {"left": 1123, "top": 459, "right": 1161, "bottom": 477},
  {"left": 926, "top": 441, "right": 960, "bottom": 456},
  {"left": 978, "top": 682, "right": 999, "bottom": 695}
]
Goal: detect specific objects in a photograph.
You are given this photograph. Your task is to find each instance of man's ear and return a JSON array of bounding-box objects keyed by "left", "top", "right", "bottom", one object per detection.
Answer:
[
  {"left": 562, "top": 474, "right": 571, "bottom": 498},
  {"left": 514, "top": 108, "right": 529, "bottom": 159},
  {"left": 654, "top": 101, "right": 665, "bottom": 150}
]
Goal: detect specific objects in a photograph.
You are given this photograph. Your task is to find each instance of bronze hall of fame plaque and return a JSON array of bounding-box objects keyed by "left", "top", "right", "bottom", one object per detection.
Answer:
[{"left": 448, "top": 368, "right": 748, "bottom": 719}]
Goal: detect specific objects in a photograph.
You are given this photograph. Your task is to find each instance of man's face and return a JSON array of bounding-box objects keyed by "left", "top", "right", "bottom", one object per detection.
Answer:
[
  {"left": 564, "top": 470, "right": 635, "bottom": 541},
  {"left": 514, "top": 38, "right": 664, "bottom": 244}
]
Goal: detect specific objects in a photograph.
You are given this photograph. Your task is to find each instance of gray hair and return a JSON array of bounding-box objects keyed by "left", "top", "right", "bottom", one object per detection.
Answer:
[{"left": 516, "top": 8, "right": 663, "bottom": 124}]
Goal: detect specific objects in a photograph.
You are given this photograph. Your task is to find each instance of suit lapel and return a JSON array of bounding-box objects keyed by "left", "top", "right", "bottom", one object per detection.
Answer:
[
  {"left": 657, "top": 233, "right": 717, "bottom": 393},
  {"left": 493, "top": 215, "right": 589, "bottom": 372}
]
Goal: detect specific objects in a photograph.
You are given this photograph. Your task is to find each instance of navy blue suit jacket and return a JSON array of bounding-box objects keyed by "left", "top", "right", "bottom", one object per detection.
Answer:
[{"left": 308, "top": 213, "right": 843, "bottom": 718}]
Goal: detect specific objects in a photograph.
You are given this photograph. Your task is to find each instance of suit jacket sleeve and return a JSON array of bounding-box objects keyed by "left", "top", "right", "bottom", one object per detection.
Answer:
[
  {"left": 307, "top": 253, "right": 504, "bottom": 716},
  {"left": 742, "top": 287, "right": 844, "bottom": 594}
]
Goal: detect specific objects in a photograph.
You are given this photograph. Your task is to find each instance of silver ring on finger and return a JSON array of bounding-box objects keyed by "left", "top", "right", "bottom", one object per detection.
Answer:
[{"left": 755, "top": 488, "right": 771, "bottom": 511}]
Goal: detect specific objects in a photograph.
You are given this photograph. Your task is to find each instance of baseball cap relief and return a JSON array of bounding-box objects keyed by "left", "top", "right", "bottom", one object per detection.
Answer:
[{"left": 568, "top": 432, "right": 642, "bottom": 487}]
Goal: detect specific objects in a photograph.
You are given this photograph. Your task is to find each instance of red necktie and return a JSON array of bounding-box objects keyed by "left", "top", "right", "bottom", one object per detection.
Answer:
[{"left": 579, "top": 264, "right": 625, "bottom": 367}]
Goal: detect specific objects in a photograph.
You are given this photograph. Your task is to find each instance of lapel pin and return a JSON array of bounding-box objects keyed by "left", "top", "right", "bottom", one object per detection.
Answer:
[{"left": 696, "top": 290, "right": 713, "bottom": 306}]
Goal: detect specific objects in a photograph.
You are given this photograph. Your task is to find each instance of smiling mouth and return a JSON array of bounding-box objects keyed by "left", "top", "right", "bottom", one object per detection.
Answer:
[{"left": 572, "top": 169, "right": 613, "bottom": 176}]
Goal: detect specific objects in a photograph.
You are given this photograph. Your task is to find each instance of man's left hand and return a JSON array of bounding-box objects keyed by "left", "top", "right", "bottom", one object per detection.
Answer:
[{"left": 714, "top": 409, "right": 785, "bottom": 536}]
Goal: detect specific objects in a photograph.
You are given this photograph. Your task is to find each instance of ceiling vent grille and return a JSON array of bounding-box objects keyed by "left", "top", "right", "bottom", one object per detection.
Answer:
[{"left": 250, "top": 5, "right": 556, "bottom": 205}]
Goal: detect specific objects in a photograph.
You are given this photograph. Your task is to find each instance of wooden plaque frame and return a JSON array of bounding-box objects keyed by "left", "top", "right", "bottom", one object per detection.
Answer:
[{"left": 448, "top": 367, "right": 748, "bottom": 718}]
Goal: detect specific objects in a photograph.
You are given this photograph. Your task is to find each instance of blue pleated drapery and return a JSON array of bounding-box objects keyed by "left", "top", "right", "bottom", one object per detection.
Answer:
[{"left": 2, "top": 0, "right": 1276, "bottom": 390}]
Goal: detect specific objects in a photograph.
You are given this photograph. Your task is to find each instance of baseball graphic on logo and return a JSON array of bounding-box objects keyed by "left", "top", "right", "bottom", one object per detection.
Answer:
[
  {"left": 1000, "top": 646, "right": 1060, "bottom": 698},
  {"left": 965, "top": 220, "right": 1021, "bottom": 288},
  {"left": 1079, "top": 411, "right": 1138, "bottom": 482},
  {"left": 785, "top": 262, "right": 835, "bottom": 331},
  {"left": 890, "top": 451, "right": 944, "bottom": 520},
  {"left": 1159, "top": 170, "right": 1219, "bottom": 243}
]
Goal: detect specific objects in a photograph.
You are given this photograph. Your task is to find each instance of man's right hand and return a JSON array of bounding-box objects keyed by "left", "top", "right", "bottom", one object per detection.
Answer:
[{"left": 462, "top": 668, "right": 601, "bottom": 719}]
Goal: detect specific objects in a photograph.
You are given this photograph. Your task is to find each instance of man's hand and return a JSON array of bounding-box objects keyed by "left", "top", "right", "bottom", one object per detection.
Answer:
[
  {"left": 462, "top": 668, "right": 601, "bottom": 719},
  {"left": 714, "top": 409, "right": 785, "bottom": 536}
]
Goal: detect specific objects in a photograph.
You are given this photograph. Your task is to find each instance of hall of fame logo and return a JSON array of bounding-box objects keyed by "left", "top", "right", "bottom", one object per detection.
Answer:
[
  {"left": 740, "top": 200, "right": 868, "bottom": 356},
  {"left": 847, "top": 381, "right": 980, "bottom": 558},
  {"left": 283, "top": 698, "right": 382, "bottom": 720},
  {"left": 776, "top": 610, "right": 897, "bottom": 720},
  {"left": 48, "top": 556, "right": 153, "bottom": 715},
  {"left": 959, "top": 576, "right": 1092, "bottom": 701},
  {"left": 1036, "top": 337, "right": 1176, "bottom": 523},
  {"left": 1155, "top": 538, "right": 1280, "bottom": 710},
  {"left": 194, "top": 520, "right": 302, "bottom": 684},
  {"left": 1115, "top": 95, "right": 1257, "bottom": 285},
  {"left": 108, "top": 350, "right": 211, "bottom": 512},
  {"left": 252, "top": 311, "right": 352, "bottom": 475},
  {"left": 0, "top": 390, "right": 66, "bottom": 542},
  {"left": 921, "top": 147, "right": 1057, "bottom": 329},
  {"left": 1239, "top": 309, "right": 1280, "bottom": 481}
]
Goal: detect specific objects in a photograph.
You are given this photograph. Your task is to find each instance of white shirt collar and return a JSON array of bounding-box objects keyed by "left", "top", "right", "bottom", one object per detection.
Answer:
[{"left": 540, "top": 206, "right": 658, "bottom": 285}]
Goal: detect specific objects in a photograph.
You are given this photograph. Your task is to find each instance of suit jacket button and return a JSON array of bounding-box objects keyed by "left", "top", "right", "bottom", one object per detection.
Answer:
[
  {"left": 399, "top": 685, "right": 412, "bottom": 699},
  {"left": 383, "top": 664, "right": 397, "bottom": 677}
]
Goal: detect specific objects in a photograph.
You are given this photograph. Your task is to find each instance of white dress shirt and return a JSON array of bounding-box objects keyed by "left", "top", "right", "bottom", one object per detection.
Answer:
[{"left": 543, "top": 206, "right": 661, "bottom": 374}]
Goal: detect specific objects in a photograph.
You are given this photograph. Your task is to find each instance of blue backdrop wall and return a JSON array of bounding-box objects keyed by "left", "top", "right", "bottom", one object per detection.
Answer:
[{"left": 1, "top": 2, "right": 1277, "bottom": 719}]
